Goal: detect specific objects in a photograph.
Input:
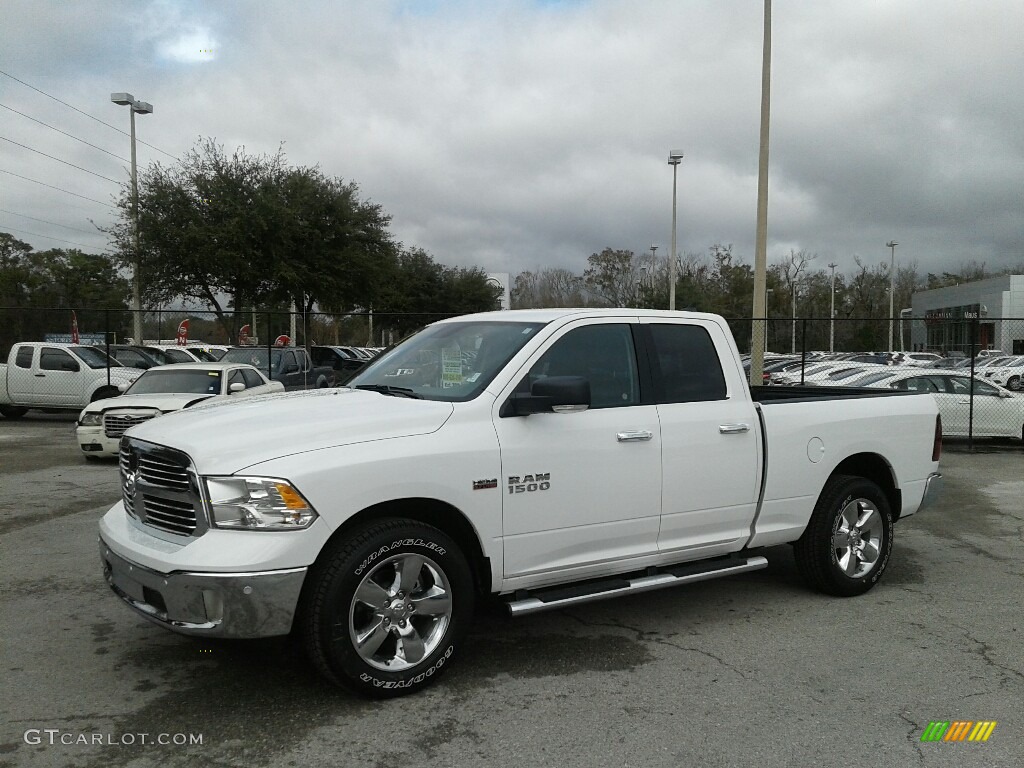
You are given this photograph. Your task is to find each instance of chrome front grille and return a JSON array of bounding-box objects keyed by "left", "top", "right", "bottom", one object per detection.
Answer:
[
  {"left": 119, "top": 438, "right": 204, "bottom": 537},
  {"left": 143, "top": 497, "right": 197, "bottom": 535},
  {"left": 138, "top": 454, "right": 191, "bottom": 491},
  {"left": 104, "top": 412, "right": 157, "bottom": 438}
]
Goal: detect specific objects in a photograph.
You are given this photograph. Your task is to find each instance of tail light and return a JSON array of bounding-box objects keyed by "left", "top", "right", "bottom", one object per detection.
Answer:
[{"left": 932, "top": 414, "right": 942, "bottom": 462}]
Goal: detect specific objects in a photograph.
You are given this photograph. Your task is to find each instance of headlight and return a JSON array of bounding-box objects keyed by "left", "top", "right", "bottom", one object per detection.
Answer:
[
  {"left": 204, "top": 477, "right": 318, "bottom": 530},
  {"left": 80, "top": 413, "right": 101, "bottom": 427}
]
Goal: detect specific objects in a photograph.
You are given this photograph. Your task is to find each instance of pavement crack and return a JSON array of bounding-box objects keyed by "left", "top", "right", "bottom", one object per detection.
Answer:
[
  {"left": 950, "top": 623, "right": 1024, "bottom": 687},
  {"left": 562, "top": 611, "right": 749, "bottom": 679},
  {"left": 897, "top": 711, "right": 925, "bottom": 764}
]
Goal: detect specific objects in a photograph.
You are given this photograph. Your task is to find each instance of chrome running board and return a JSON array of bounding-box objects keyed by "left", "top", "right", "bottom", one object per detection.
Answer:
[{"left": 505, "top": 555, "right": 769, "bottom": 616}]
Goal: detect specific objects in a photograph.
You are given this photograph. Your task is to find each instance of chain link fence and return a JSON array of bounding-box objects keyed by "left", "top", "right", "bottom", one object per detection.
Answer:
[
  {"left": 741, "top": 316, "right": 1024, "bottom": 446},
  {"left": 2, "top": 306, "right": 1023, "bottom": 446}
]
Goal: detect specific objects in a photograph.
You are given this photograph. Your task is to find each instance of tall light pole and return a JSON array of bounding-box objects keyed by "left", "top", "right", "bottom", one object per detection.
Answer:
[
  {"left": 667, "top": 151, "right": 683, "bottom": 310},
  {"left": 749, "top": 0, "right": 772, "bottom": 386},
  {"left": 886, "top": 240, "right": 898, "bottom": 352},
  {"left": 828, "top": 262, "right": 838, "bottom": 353},
  {"left": 111, "top": 93, "right": 153, "bottom": 344}
]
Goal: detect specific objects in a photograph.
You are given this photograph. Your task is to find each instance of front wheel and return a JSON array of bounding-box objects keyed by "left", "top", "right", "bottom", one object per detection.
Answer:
[
  {"left": 794, "top": 475, "right": 894, "bottom": 597},
  {"left": 301, "top": 519, "right": 474, "bottom": 698},
  {"left": 0, "top": 405, "right": 28, "bottom": 419},
  {"left": 1007, "top": 375, "right": 1021, "bottom": 391}
]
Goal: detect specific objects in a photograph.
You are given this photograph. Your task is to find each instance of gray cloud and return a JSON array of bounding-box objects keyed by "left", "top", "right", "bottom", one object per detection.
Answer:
[{"left": 2, "top": 0, "right": 1021, "bottom": 285}]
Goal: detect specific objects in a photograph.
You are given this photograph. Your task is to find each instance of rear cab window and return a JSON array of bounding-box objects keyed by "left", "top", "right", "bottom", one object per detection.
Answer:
[{"left": 646, "top": 324, "right": 727, "bottom": 403}]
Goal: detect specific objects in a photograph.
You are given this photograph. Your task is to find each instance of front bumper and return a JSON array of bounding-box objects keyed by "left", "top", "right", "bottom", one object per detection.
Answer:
[
  {"left": 77, "top": 426, "right": 120, "bottom": 457},
  {"left": 99, "top": 536, "right": 307, "bottom": 638}
]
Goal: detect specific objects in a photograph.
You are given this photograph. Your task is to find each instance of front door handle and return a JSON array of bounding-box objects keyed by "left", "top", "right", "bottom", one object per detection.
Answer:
[
  {"left": 719, "top": 423, "right": 750, "bottom": 434},
  {"left": 617, "top": 430, "right": 653, "bottom": 442}
]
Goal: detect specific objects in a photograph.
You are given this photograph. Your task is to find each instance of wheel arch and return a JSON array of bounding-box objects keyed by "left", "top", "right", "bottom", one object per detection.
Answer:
[
  {"left": 829, "top": 453, "right": 902, "bottom": 520},
  {"left": 317, "top": 498, "right": 492, "bottom": 596}
]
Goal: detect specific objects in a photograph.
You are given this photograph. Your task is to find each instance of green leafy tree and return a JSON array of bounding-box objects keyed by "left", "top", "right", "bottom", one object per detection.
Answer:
[
  {"left": 108, "top": 138, "right": 396, "bottom": 339},
  {"left": 376, "top": 248, "right": 501, "bottom": 336}
]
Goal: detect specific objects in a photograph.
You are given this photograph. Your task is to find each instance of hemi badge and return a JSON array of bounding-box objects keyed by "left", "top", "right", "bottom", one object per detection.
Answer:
[{"left": 473, "top": 479, "right": 498, "bottom": 491}]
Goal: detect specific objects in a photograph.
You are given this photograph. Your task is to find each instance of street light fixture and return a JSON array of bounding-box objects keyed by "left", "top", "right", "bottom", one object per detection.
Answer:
[
  {"left": 667, "top": 151, "right": 683, "bottom": 310},
  {"left": 111, "top": 92, "right": 153, "bottom": 344},
  {"left": 886, "top": 240, "right": 898, "bottom": 353}
]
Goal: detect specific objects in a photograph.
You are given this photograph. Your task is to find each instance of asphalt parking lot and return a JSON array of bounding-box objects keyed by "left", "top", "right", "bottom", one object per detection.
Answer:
[{"left": 1, "top": 414, "right": 1021, "bottom": 768}]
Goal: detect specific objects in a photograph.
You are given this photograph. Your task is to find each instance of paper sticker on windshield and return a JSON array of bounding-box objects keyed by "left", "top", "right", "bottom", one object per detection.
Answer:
[
  {"left": 466, "top": 372, "right": 481, "bottom": 382},
  {"left": 441, "top": 346, "right": 463, "bottom": 388}
]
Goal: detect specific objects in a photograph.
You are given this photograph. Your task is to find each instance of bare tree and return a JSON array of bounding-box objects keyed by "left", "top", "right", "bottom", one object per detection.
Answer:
[{"left": 777, "top": 249, "right": 817, "bottom": 352}]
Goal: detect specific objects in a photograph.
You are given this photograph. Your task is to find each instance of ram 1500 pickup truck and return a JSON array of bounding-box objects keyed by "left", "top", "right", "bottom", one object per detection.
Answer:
[
  {"left": 99, "top": 309, "right": 943, "bottom": 697},
  {"left": 1, "top": 342, "right": 140, "bottom": 419}
]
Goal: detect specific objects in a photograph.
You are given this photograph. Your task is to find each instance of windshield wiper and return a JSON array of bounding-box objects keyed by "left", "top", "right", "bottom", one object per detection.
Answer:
[{"left": 354, "top": 384, "right": 423, "bottom": 399}]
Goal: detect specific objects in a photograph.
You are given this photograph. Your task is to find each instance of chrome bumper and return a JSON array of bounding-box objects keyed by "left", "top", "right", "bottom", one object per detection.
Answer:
[
  {"left": 918, "top": 472, "right": 943, "bottom": 513},
  {"left": 99, "top": 537, "right": 307, "bottom": 638}
]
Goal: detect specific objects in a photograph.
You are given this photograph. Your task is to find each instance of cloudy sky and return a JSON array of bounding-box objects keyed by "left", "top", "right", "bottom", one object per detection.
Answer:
[{"left": 2, "top": 0, "right": 1022, "bottom": 283}]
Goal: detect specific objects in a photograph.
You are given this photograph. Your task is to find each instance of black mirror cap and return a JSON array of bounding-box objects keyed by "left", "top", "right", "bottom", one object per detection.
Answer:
[{"left": 501, "top": 376, "right": 591, "bottom": 417}]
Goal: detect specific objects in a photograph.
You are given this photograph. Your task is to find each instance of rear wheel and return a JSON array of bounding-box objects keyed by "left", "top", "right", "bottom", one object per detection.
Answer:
[
  {"left": 1007, "top": 375, "right": 1021, "bottom": 391},
  {"left": 0, "top": 405, "right": 28, "bottom": 419},
  {"left": 91, "top": 388, "right": 120, "bottom": 402},
  {"left": 301, "top": 519, "right": 474, "bottom": 698},
  {"left": 794, "top": 475, "right": 894, "bottom": 597}
]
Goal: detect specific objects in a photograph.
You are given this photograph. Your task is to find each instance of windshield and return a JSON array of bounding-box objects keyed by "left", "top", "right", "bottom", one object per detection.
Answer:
[
  {"left": 126, "top": 369, "right": 223, "bottom": 395},
  {"left": 347, "top": 320, "right": 546, "bottom": 401},
  {"left": 70, "top": 345, "right": 114, "bottom": 369},
  {"left": 221, "top": 348, "right": 282, "bottom": 370}
]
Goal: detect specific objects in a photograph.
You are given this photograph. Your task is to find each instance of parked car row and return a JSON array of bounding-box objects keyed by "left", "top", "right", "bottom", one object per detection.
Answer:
[{"left": 741, "top": 351, "right": 1024, "bottom": 442}]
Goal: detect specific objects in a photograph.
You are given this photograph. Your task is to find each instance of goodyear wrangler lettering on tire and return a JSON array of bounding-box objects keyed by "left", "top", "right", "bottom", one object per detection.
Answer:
[
  {"left": 358, "top": 645, "right": 454, "bottom": 689},
  {"left": 354, "top": 539, "right": 447, "bottom": 576},
  {"left": 302, "top": 519, "right": 473, "bottom": 698}
]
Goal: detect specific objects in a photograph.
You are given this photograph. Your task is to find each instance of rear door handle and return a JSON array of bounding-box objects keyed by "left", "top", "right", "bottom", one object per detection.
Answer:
[
  {"left": 719, "top": 423, "right": 750, "bottom": 434},
  {"left": 616, "top": 430, "right": 653, "bottom": 442},
  {"left": 956, "top": 399, "right": 970, "bottom": 405}
]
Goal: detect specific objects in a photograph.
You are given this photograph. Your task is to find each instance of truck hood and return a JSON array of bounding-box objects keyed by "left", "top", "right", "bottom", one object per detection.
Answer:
[
  {"left": 125, "top": 387, "right": 455, "bottom": 474},
  {"left": 86, "top": 392, "right": 218, "bottom": 414}
]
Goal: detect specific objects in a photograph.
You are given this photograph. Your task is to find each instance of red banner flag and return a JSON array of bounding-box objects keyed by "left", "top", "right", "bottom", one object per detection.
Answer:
[
  {"left": 238, "top": 324, "right": 250, "bottom": 346},
  {"left": 273, "top": 334, "right": 290, "bottom": 347},
  {"left": 176, "top": 319, "right": 189, "bottom": 346},
  {"left": 71, "top": 311, "right": 80, "bottom": 344}
]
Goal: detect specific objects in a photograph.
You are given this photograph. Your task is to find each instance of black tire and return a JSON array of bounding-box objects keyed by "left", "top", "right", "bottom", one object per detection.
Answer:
[
  {"left": 301, "top": 518, "right": 474, "bottom": 698},
  {"left": 1007, "top": 375, "right": 1021, "bottom": 392},
  {"left": 0, "top": 405, "right": 28, "bottom": 419},
  {"left": 794, "top": 475, "right": 894, "bottom": 597},
  {"left": 91, "top": 388, "right": 120, "bottom": 402}
]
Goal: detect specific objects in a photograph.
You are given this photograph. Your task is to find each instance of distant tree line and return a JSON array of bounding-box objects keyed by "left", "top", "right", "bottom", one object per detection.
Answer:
[{"left": 510, "top": 246, "right": 1022, "bottom": 352}]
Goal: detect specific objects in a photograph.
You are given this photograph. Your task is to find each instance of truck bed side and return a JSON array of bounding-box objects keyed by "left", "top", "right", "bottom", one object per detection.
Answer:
[{"left": 748, "top": 390, "right": 939, "bottom": 548}]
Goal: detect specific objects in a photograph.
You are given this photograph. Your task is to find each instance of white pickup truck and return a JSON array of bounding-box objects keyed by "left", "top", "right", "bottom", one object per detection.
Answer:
[
  {"left": 0, "top": 342, "right": 140, "bottom": 419},
  {"left": 99, "top": 309, "right": 943, "bottom": 697}
]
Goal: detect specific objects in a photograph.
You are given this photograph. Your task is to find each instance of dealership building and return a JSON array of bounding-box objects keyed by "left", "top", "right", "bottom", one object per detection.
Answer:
[{"left": 910, "top": 274, "right": 1024, "bottom": 355}]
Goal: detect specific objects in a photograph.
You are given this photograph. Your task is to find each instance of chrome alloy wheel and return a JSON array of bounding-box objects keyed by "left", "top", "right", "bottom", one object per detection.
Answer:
[
  {"left": 831, "top": 498, "right": 884, "bottom": 578},
  {"left": 348, "top": 553, "right": 453, "bottom": 671}
]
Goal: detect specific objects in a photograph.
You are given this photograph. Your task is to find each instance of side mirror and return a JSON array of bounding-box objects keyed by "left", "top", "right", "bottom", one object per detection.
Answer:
[
  {"left": 229, "top": 382, "right": 246, "bottom": 393},
  {"left": 501, "top": 376, "right": 591, "bottom": 417},
  {"left": 62, "top": 360, "right": 81, "bottom": 372},
  {"left": 283, "top": 363, "right": 299, "bottom": 374}
]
